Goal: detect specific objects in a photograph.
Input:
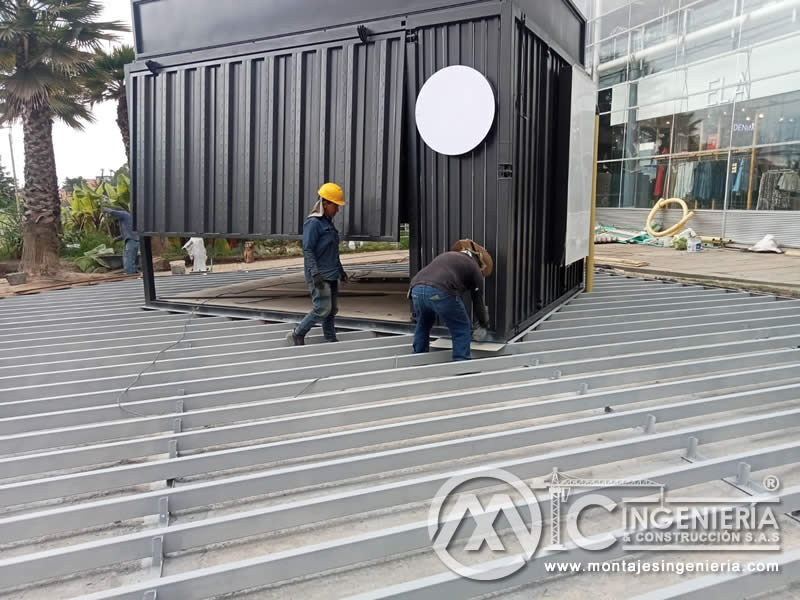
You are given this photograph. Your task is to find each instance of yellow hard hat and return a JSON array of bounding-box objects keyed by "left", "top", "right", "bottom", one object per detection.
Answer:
[{"left": 318, "top": 182, "right": 345, "bottom": 206}]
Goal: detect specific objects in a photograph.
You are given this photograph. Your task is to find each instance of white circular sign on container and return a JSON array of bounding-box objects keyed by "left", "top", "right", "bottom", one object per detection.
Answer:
[{"left": 415, "top": 65, "right": 496, "bottom": 156}]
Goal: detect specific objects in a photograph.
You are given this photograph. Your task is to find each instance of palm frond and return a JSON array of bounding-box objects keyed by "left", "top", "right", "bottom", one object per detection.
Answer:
[
  {"left": 0, "top": 46, "right": 15, "bottom": 71},
  {"left": 48, "top": 93, "right": 93, "bottom": 129},
  {"left": 43, "top": 1, "right": 104, "bottom": 22},
  {"left": 0, "top": 62, "right": 63, "bottom": 102},
  {"left": 32, "top": 41, "right": 92, "bottom": 72},
  {"left": 81, "top": 44, "right": 133, "bottom": 103},
  {"left": 60, "top": 20, "right": 127, "bottom": 49}
]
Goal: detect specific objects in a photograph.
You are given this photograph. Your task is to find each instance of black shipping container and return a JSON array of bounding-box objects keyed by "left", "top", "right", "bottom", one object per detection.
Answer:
[{"left": 129, "top": 0, "right": 588, "bottom": 339}]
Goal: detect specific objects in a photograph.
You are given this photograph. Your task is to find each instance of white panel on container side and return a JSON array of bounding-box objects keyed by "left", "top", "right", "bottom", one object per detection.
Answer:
[{"left": 565, "top": 66, "right": 597, "bottom": 265}]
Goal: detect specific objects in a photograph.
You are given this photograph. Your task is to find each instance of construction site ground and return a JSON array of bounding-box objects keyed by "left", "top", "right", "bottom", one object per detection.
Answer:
[
  {"left": 0, "top": 250, "right": 409, "bottom": 299},
  {"left": 594, "top": 243, "right": 800, "bottom": 297},
  {"left": 2, "top": 270, "right": 800, "bottom": 599}
]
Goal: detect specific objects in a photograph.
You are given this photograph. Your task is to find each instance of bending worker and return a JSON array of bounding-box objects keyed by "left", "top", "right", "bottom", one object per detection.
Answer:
[
  {"left": 102, "top": 207, "right": 139, "bottom": 275},
  {"left": 409, "top": 240, "right": 493, "bottom": 361},
  {"left": 287, "top": 182, "right": 348, "bottom": 346}
]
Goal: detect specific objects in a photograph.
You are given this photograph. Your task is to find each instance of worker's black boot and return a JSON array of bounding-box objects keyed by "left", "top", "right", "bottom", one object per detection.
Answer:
[{"left": 287, "top": 330, "right": 305, "bottom": 346}]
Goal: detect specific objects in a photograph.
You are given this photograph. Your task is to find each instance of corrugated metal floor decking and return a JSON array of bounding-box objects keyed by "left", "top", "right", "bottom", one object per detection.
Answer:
[{"left": 1, "top": 272, "right": 800, "bottom": 599}]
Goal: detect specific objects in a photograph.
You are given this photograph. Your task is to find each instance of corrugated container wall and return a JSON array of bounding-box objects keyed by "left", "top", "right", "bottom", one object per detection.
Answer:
[
  {"left": 509, "top": 20, "right": 583, "bottom": 334},
  {"left": 130, "top": 36, "right": 404, "bottom": 239},
  {"left": 405, "top": 6, "right": 584, "bottom": 337},
  {"left": 129, "top": 0, "right": 588, "bottom": 339},
  {"left": 405, "top": 13, "right": 505, "bottom": 331}
]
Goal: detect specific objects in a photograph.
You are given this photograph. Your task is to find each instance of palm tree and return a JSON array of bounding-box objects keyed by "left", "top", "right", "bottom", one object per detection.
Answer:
[
  {"left": 0, "top": 1, "right": 125, "bottom": 275},
  {"left": 83, "top": 44, "right": 134, "bottom": 160}
]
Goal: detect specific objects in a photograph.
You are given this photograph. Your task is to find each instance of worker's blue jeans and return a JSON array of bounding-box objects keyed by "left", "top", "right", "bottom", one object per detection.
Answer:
[
  {"left": 411, "top": 285, "right": 471, "bottom": 361},
  {"left": 123, "top": 239, "right": 140, "bottom": 274},
  {"left": 295, "top": 279, "right": 339, "bottom": 341}
]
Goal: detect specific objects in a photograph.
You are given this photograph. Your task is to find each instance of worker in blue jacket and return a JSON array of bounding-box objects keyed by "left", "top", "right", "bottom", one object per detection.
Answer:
[
  {"left": 102, "top": 207, "right": 139, "bottom": 275},
  {"left": 288, "top": 182, "right": 348, "bottom": 345}
]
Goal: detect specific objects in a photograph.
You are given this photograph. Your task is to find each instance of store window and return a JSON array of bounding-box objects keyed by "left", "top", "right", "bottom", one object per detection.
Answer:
[
  {"left": 598, "top": 112, "right": 627, "bottom": 160},
  {"left": 740, "top": 0, "right": 800, "bottom": 48},
  {"left": 730, "top": 90, "right": 800, "bottom": 147},
  {"left": 736, "top": 145, "right": 800, "bottom": 210},
  {"left": 630, "top": 0, "right": 679, "bottom": 28},
  {"left": 625, "top": 110, "right": 673, "bottom": 159},
  {"left": 621, "top": 158, "right": 668, "bottom": 207},
  {"left": 596, "top": 161, "right": 622, "bottom": 208},
  {"left": 597, "top": 0, "right": 630, "bottom": 15},
  {"left": 597, "top": 4, "right": 630, "bottom": 41},
  {"left": 681, "top": 0, "right": 739, "bottom": 65},
  {"left": 596, "top": 32, "right": 630, "bottom": 87},
  {"left": 598, "top": 84, "right": 629, "bottom": 113},
  {"left": 630, "top": 12, "right": 680, "bottom": 76},
  {"left": 667, "top": 153, "right": 728, "bottom": 209},
  {"left": 599, "top": 87, "right": 613, "bottom": 113},
  {"left": 672, "top": 101, "right": 734, "bottom": 153}
]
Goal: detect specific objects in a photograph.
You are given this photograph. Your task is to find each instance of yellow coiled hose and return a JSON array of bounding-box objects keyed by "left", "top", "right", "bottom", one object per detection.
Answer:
[{"left": 646, "top": 198, "right": 695, "bottom": 237}]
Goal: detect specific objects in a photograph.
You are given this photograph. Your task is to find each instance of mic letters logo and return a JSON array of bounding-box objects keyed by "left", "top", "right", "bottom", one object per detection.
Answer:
[{"left": 427, "top": 469, "right": 543, "bottom": 580}]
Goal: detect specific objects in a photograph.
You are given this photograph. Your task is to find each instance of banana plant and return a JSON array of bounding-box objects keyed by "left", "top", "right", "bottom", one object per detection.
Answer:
[
  {"left": 103, "top": 173, "right": 130, "bottom": 211},
  {"left": 66, "top": 182, "right": 109, "bottom": 233}
]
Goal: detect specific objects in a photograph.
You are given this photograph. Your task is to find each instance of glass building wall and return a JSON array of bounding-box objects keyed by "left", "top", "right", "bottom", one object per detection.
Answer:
[{"left": 587, "top": 0, "right": 800, "bottom": 213}]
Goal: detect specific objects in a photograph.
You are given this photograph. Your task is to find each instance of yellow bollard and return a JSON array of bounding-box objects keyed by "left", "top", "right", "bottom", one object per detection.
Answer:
[{"left": 586, "top": 109, "right": 599, "bottom": 293}]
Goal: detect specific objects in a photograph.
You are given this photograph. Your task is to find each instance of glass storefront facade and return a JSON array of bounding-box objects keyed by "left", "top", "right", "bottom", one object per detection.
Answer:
[{"left": 587, "top": 0, "right": 800, "bottom": 219}]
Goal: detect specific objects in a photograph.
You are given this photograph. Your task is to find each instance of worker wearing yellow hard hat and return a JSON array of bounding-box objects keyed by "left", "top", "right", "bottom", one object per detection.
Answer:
[{"left": 288, "top": 182, "right": 347, "bottom": 346}]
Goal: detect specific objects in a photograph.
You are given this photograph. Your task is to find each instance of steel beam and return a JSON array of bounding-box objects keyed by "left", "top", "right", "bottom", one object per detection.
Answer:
[
  {"left": 522, "top": 315, "right": 800, "bottom": 347},
  {"left": 528, "top": 303, "right": 800, "bottom": 337},
  {"left": 4, "top": 347, "right": 797, "bottom": 433},
  {"left": 27, "top": 442, "right": 800, "bottom": 600},
  {"left": 5, "top": 359, "right": 798, "bottom": 456},
  {"left": 629, "top": 549, "right": 800, "bottom": 600},
  {"left": 0, "top": 330, "right": 382, "bottom": 376},
  {"left": 552, "top": 295, "right": 767, "bottom": 318},
  {"left": 0, "top": 330, "right": 381, "bottom": 386},
  {"left": 4, "top": 379, "right": 799, "bottom": 484},
  {"left": 541, "top": 299, "right": 783, "bottom": 328},
  {"left": 3, "top": 399, "right": 798, "bottom": 531}
]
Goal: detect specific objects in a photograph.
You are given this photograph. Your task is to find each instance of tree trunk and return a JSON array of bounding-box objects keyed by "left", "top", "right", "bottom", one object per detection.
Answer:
[
  {"left": 117, "top": 93, "right": 130, "bottom": 162},
  {"left": 20, "top": 106, "right": 61, "bottom": 276}
]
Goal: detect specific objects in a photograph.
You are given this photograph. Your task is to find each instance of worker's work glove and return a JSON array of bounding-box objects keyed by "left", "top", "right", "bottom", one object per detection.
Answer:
[
  {"left": 312, "top": 272, "right": 326, "bottom": 289},
  {"left": 472, "top": 326, "right": 488, "bottom": 343},
  {"left": 476, "top": 305, "right": 490, "bottom": 329},
  {"left": 339, "top": 267, "right": 349, "bottom": 283}
]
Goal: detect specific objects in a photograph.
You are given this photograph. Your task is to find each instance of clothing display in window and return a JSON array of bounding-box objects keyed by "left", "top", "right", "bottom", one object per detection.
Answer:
[
  {"left": 672, "top": 162, "right": 695, "bottom": 198},
  {"left": 670, "top": 159, "right": 726, "bottom": 206},
  {"left": 653, "top": 147, "right": 669, "bottom": 198},
  {"left": 730, "top": 157, "right": 750, "bottom": 194},
  {"left": 757, "top": 169, "right": 800, "bottom": 210},
  {"left": 692, "top": 161, "right": 727, "bottom": 207},
  {"left": 654, "top": 164, "right": 666, "bottom": 197}
]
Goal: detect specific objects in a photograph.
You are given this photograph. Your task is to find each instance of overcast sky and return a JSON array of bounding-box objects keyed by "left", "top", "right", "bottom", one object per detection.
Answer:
[{"left": 0, "top": 0, "right": 134, "bottom": 185}]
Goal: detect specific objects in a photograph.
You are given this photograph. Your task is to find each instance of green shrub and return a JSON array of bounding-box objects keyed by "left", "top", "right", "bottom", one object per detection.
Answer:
[
  {"left": 213, "top": 238, "right": 232, "bottom": 256},
  {"left": 672, "top": 237, "right": 688, "bottom": 251},
  {"left": 0, "top": 208, "right": 23, "bottom": 260},
  {"left": 62, "top": 230, "right": 118, "bottom": 257},
  {"left": 74, "top": 244, "right": 115, "bottom": 273}
]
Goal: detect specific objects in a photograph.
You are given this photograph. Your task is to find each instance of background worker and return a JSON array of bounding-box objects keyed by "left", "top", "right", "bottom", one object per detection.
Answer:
[
  {"left": 287, "top": 182, "right": 348, "bottom": 346},
  {"left": 102, "top": 207, "right": 139, "bottom": 275},
  {"left": 409, "top": 239, "right": 493, "bottom": 361}
]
